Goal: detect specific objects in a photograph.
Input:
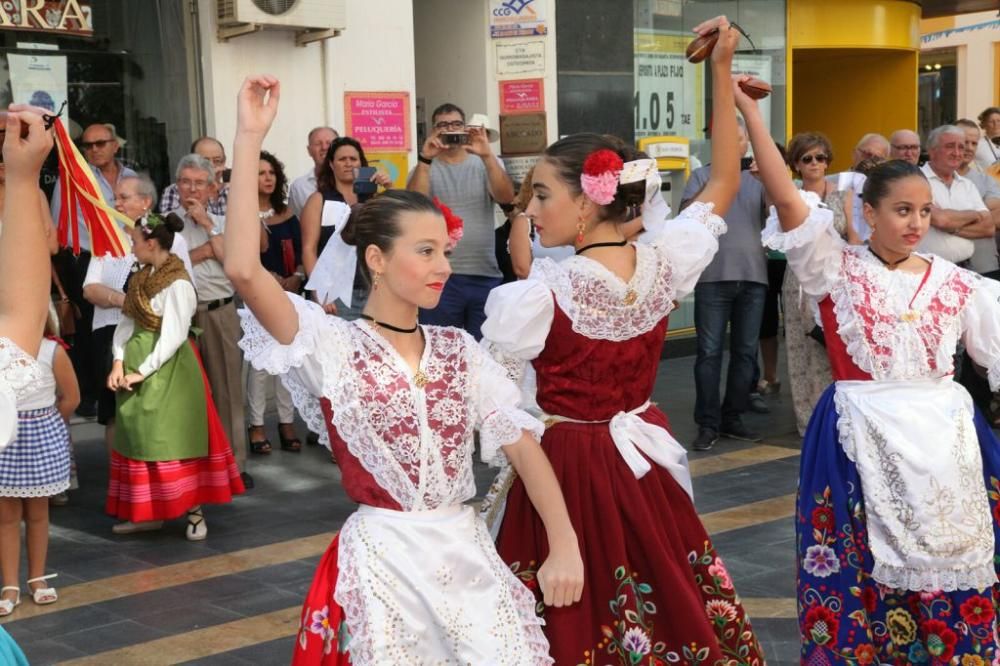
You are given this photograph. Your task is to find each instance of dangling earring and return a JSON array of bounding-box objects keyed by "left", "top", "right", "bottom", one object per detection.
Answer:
[
  {"left": 576, "top": 218, "right": 586, "bottom": 244},
  {"left": 372, "top": 272, "right": 381, "bottom": 291}
]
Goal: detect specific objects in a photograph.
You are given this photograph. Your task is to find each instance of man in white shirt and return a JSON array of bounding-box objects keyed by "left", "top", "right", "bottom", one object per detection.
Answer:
[
  {"left": 917, "top": 125, "right": 993, "bottom": 268},
  {"left": 288, "top": 126, "right": 338, "bottom": 217},
  {"left": 167, "top": 154, "right": 250, "bottom": 484},
  {"left": 957, "top": 119, "right": 1000, "bottom": 222}
]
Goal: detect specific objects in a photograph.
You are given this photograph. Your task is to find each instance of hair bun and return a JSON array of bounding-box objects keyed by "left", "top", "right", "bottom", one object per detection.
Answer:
[{"left": 164, "top": 212, "right": 185, "bottom": 234}]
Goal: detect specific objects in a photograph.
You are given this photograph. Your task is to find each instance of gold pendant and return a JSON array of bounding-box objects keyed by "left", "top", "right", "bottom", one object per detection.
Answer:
[
  {"left": 623, "top": 289, "right": 638, "bottom": 306},
  {"left": 900, "top": 310, "right": 920, "bottom": 323},
  {"left": 413, "top": 370, "right": 429, "bottom": 389}
]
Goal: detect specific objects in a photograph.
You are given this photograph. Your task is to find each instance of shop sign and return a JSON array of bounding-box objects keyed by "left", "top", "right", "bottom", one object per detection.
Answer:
[
  {"left": 489, "top": 0, "right": 546, "bottom": 39},
  {"left": 499, "top": 79, "right": 544, "bottom": 115},
  {"left": 495, "top": 40, "right": 545, "bottom": 78},
  {"left": 367, "top": 152, "right": 409, "bottom": 190},
  {"left": 633, "top": 30, "right": 704, "bottom": 141},
  {"left": 500, "top": 154, "right": 540, "bottom": 185},
  {"left": 500, "top": 113, "right": 547, "bottom": 156},
  {"left": 0, "top": 0, "right": 93, "bottom": 37},
  {"left": 344, "top": 92, "right": 411, "bottom": 152}
]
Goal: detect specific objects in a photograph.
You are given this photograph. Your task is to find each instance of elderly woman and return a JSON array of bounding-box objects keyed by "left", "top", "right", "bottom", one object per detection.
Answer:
[{"left": 975, "top": 107, "right": 1000, "bottom": 171}]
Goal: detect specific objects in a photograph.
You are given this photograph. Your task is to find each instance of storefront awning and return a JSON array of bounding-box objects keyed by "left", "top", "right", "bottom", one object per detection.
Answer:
[{"left": 918, "top": 0, "right": 1000, "bottom": 18}]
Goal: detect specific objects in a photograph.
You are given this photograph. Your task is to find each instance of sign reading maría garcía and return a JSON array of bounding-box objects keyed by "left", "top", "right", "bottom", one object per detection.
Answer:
[{"left": 0, "top": 0, "right": 93, "bottom": 37}]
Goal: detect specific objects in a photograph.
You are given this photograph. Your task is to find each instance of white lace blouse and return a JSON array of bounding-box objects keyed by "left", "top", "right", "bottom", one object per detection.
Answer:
[
  {"left": 0, "top": 338, "right": 44, "bottom": 450},
  {"left": 239, "top": 294, "right": 544, "bottom": 512},
  {"left": 762, "top": 190, "right": 1000, "bottom": 388},
  {"left": 482, "top": 201, "right": 727, "bottom": 363}
]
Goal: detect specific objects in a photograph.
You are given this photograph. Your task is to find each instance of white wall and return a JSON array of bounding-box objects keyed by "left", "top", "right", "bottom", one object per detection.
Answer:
[
  {"left": 198, "top": 0, "right": 417, "bottom": 179},
  {"left": 921, "top": 12, "right": 999, "bottom": 120}
]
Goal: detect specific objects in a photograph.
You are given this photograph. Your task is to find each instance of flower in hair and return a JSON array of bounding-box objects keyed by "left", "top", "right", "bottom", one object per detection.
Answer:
[
  {"left": 432, "top": 197, "right": 464, "bottom": 249},
  {"left": 138, "top": 213, "right": 164, "bottom": 235},
  {"left": 581, "top": 149, "right": 624, "bottom": 205}
]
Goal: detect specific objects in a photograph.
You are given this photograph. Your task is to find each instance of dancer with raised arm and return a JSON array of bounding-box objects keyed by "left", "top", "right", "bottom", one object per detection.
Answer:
[
  {"left": 479, "top": 16, "right": 765, "bottom": 665},
  {"left": 738, "top": 76, "right": 1000, "bottom": 662},
  {"left": 0, "top": 105, "right": 59, "bottom": 662},
  {"left": 223, "top": 75, "right": 583, "bottom": 665}
]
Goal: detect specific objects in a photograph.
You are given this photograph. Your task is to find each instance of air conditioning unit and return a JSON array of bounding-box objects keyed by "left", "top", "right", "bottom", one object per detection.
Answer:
[{"left": 217, "top": 0, "right": 346, "bottom": 45}]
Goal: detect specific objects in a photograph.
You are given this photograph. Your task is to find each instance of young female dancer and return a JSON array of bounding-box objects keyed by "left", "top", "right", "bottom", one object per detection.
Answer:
[
  {"left": 223, "top": 75, "right": 583, "bottom": 665},
  {"left": 479, "top": 16, "right": 765, "bottom": 665},
  {"left": 740, "top": 74, "right": 1000, "bottom": 662}
]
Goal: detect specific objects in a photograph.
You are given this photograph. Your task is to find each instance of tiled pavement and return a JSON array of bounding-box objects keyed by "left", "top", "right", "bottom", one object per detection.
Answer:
[{"left": 1, "top": 353, "right": 803, "bottom": 665}]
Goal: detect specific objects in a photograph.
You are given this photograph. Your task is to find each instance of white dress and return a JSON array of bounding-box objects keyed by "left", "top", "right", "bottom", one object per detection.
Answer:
[{"left": 239, "top": 295, "right": 551, "bottom": 665}]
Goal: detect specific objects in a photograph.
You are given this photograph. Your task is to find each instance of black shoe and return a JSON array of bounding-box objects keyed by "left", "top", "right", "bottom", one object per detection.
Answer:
[
  {"left": 240, "top": 472, "right": 254, "bottom": 489},
  {"left": 74, "top": 402, "right": 97, "bottom": 419},
  {"left": 748, "top": 392, "right": 770, "bottom": 414},
  {"left": 692, "top": 428, "right": 718, "bottom": 451},
  {"left": 721, "top": 421, "right": 763, "bottom": 442},
  {"left": 306, "top": 432, "right": 320, "bottom": 446}
]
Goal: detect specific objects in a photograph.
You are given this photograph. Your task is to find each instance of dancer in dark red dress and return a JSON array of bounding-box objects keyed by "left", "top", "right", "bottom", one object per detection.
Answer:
[{"left": 480, "top": 16, "right": 765, "bottom": 666}]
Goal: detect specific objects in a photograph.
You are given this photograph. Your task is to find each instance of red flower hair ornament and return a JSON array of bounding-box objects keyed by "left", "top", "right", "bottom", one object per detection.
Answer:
[
  {"left": 581, "top": 149, "right": 625, "bottom": 205},
  {"left": 432, "top": 197, "right": 464, "bottom": 249}
]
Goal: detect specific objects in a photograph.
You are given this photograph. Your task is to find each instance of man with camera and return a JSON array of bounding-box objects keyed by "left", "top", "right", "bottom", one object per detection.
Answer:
[{"left": 407, "top": 103, "right": 514, "bottom": 339}]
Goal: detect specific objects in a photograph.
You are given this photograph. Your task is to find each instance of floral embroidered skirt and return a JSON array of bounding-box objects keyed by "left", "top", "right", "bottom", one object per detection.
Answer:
[
  {"left": 797, "top": 384, "right": 1000, "bottom": 665},
  {"left": 495, "top": 407, "right": 766, "bottom": 666}
]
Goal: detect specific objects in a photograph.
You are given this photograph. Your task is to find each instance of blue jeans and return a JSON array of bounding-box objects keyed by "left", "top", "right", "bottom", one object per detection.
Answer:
[
  {"left": 419, "top": 274, "right": 502, "bottom": 340},
  {"left": 694, "top": 280, "right": 768, "bottom": 431}
]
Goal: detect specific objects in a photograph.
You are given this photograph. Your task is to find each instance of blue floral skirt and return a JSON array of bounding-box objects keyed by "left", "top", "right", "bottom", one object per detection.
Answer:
[{"left": 798, "top": 384, "right": 1000, "bottom": 666}]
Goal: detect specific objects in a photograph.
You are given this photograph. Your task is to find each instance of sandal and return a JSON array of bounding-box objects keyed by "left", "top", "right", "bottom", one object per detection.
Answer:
[
  {"left": 186, "top": 507, "right": 208, "bottom": 542},
  {"left": 0, "top": 586, "right": 20, "bottom": 617},
  {"left": 278, "top": 424, "right": 302, "bottom": 452},
  {"left": 27, "top": 574, "right": 58, "bottom": 605},
  {"left": 248, "top": 426, "right": 272, "bottom": 455}
]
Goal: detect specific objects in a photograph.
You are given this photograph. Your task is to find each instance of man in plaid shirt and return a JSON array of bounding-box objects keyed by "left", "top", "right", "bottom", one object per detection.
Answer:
[{"left": 160, "top": 136, "right": 228, "bottom": 215}]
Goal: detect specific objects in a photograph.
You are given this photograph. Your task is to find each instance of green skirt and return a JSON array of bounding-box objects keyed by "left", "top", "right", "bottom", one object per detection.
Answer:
[{"left": 115, "top": 328, "right": 208, "bottom": 462}]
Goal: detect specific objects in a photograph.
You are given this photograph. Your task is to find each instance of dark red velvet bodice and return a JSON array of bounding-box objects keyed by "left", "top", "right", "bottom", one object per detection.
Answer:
[
  {"left": 817, "top": 295, "right": 872, "bottom": 382},
  {"left": 531, "top": 304, "right": 670, "bottom": 420}
]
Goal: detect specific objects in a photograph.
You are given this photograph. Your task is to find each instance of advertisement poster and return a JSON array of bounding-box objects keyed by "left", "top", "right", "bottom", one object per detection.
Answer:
[
  {"left": 495, "top": 40, "right": 545, "bottom": 78},
  {"left": 344, "top": 92, "right": 410, "bottom": 152},
  {"left": 367, "top": 152, "right": 409, "bottom": 190},
  {"left": 633, "top": 30, "right": 704, "bottom": 141},
  {"left": 489, "top": 0, "right": 546, "bottom": 39},
  {"left": 499, "top": 79, "right": 545, "bottom": 115},
  {"left": 7, "top": 52, "right": 68, "bottom": 123}
]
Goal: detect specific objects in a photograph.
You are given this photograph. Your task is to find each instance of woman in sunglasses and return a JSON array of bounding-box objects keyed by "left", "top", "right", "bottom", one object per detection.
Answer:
[{"left": 780, "top": 133, "right": 860, "bottom": 435}]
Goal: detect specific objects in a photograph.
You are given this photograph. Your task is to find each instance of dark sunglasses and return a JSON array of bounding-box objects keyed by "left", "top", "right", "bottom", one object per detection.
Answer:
[
  {"left": 800, "top": 154, "right": 829, "bottom": 165},
  {"left": 79, "top": 139, "right": 114, "bottom": 150}
]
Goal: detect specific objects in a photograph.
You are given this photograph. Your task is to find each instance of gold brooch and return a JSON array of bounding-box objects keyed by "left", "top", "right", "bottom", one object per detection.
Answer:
[
  {"left": 413, "top": 370, "right": 429, "bottom": 389},
  {"left": 624, "top": 289, "right": 638, "bottom": 305},
  {"left": 899, "top": 310, "right": 920, "bottom": 323}
]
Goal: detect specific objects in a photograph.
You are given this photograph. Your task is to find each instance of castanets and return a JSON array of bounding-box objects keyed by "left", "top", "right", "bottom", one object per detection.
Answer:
[
  {"left": 685, "top": 22, "right": 757, "bottom": 64},
  {"left": 738, "top": 78, "right": 772, "bottom": 100}
]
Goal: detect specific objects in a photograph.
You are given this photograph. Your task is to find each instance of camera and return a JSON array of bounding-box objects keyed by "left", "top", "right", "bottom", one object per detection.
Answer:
[{"left": 440, "top": 132, "right": 470, "bottom": 146}]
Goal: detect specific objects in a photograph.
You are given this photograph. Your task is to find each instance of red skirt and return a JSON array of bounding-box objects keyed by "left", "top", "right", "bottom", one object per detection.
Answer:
[
  {"left": 105, "top": 343, "right": 244, "bottom": 522},
  {"left": 291, "top": 534, "right": 351, "bottom": 665},
  {"left": 495, "top": 407, "right": 766, "bottom": 666}
]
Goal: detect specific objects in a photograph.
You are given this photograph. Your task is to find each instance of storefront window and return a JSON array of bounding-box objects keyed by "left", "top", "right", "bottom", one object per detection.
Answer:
[
  {"left": 1, "top": 0, "right": 198, "bottom": 195},
  {"left": 633, "top": 0, "right": 787, "bottom": 165}
]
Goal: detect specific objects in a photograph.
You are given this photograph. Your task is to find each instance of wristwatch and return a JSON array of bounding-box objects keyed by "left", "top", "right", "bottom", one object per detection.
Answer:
[
  {"left": 418, "top": 154, "right": 433, "bottom": 165},
  {"left": 209, "top": 228, "right": 221, "bottom": 237}
]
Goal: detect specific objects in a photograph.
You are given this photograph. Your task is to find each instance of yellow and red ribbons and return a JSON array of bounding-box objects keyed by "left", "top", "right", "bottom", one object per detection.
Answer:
[{"left": 51, "top": 118, "right": 133, "bottom": 257}]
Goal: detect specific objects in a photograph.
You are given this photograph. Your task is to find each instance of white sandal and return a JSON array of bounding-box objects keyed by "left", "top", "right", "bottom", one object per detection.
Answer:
[
  {"left": 0, "top": 586, "right": 20, "bottom": 616},
  {"left": 27, "top": 574, "right": 58, "bottom": 605},
  {"left": 186, "top": 507, "right": 207, "bottom": 542}
]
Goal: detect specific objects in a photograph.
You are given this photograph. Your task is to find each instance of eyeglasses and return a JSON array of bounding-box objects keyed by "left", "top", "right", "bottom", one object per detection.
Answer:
[
  {"left": 79, "top": 139, "right": 114, "bottom": 150},
  {"left": 434, "top": 120, "right": 466, "bottom": 131},
  {"left": 892, "top": 144, "right": 919, "bottom": 152},
  {"left": 800, "top": 154, "right": 829, "bottom": 164},
  {"left": 178, "top": 178, "right": 210, "bottom": 190},
  {"left": 205, "top": 156, "right": 226, "bottom": 167}
]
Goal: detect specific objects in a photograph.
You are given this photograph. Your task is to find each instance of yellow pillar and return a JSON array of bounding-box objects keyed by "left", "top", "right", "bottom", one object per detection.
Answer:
[{"left": 787, "top": 0, "right": 921, "bottom": 173}]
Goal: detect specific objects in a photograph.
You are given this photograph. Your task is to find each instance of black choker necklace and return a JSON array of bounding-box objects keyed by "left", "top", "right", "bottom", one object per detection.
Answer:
[
  {"left": 576, "top": 239, "right": 628, "bottom": 255},
  {"left": 868, "top": 246, "right": 910, "bottom": 269},
  {"left": 360, "top": 314, "right": 419, "bottom": 334}
]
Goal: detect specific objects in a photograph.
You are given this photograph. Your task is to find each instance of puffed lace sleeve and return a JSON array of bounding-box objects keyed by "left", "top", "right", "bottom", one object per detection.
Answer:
[
  {"left": 646, "top": 201, "right": 728, "bottom": 300},
  {"left": 238, "top": 293, "right": 350, "bottom": 448},
  {"left": 480, "top": 278, "right": 554, "bottom": 392},
  {"left": 761, "top": 190, "right": 842, "bottom": 298},
  {"left": 961, "top": 276, "right": 1000, "bottom": 392},
  {"left": 0, "top": 338, "right": 42, "bottom": 451},
  {"left": 466, "top": 335, "right": 545, "bottom": 468}
]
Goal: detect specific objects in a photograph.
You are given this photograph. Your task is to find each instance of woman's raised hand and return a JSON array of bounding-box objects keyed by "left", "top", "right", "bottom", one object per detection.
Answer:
[
  {"left": 691, "top": 15, "right": 739, "bottom": 66},
  {"left": 1, "top": 107, "right": 53, "bottom": 177},
  {"left": 236, "top": 75, "right": 280, "bottom": 137}
]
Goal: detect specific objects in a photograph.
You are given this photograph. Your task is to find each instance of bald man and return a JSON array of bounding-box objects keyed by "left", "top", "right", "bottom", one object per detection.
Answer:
[
  {"left": 50, "top": 122, "right": 138, "bottom": 418},
  {"left": 288, "top": 126, "right": 339, "bottom": 217},
  {"left": 889, "top": 129, "right": 921, "bottom": 165},
  {"left": 851, "top": 133, "right": 890, "bottom": 169},
  {"left": 159, "top": 136, "right": 229, "bottom": 215}
]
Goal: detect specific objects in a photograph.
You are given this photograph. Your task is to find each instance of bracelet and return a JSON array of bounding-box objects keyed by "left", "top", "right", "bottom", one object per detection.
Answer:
[{"left": 418, "top": 154, "right": 433, "bottom": 165}]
